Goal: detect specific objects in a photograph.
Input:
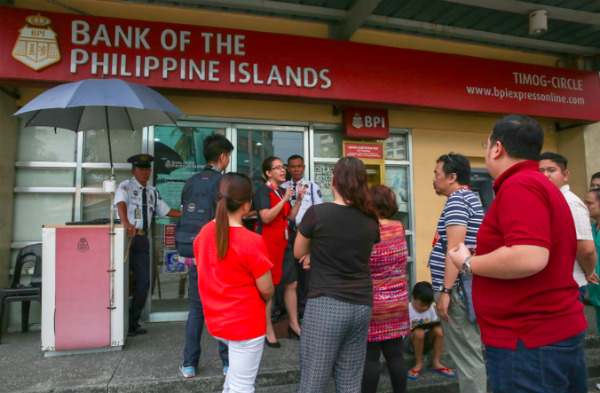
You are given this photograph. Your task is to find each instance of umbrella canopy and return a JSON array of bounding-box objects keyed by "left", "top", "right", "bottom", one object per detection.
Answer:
[{"left": 13, "top": 78, "right": 183, "bottom": 132}]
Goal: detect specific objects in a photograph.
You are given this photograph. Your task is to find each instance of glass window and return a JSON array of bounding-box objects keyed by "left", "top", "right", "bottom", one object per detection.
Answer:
[
  {"left": 153, "top": 126, "right": 226, "bottom": 210},
  {"left": 384, "top": 134, "right": 407, "bottom": 161},
  {"left": 313, "top": 130, "right": 342, "bottom": 158},
  {"left": 313, "top": 163, "right": 335, "bottom": 203},
  {"left": 81, "top": 194, "right": 111, "bottom": 221},
  {"left": 237, "top": 129, "right": 304, "bottom": 189},
  {"left": 15, "top": 168, "right": 75, "bottom": 187},
  {"left": 83, "top": 169, "right": 132, "bottom": 187},
  {"left": 13, "top": 194, "right": 74, "bottom": 241},
  {"left": 84, "top": 128, "right": 143, "bottom": 163},
  {"left": 17, "top": 127, "right": 76, "bottom": 162},
  {"left": 150, "top": 125, "right": 228, "bottom": 313}
]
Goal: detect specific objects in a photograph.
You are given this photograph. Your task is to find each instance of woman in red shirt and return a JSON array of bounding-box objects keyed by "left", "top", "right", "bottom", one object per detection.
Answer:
[
  {"left": 195, "top": 173, "right": 274, "bottom": 392},
  {"left": 253, "top": 156, "right": 305, "bottom": 347}
]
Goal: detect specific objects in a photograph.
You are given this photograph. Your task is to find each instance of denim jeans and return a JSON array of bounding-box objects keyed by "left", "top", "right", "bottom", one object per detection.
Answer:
[
  {"left": 183, "top": 265, "right": 228, "bottom": 368},
  {"left": 485, "top": 332, "right": 587, "bottom": 393}
]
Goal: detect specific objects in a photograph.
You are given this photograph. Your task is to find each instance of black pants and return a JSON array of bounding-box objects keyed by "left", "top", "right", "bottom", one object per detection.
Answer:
[
  {"left": 129, "top": 235, "right": 150, "bottom": 330},
  {"left": 361, "top": 337, "right": 408, "bottom": 393}
]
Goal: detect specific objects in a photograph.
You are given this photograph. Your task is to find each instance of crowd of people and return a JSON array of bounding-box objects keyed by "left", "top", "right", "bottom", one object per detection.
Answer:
[{"left": 115, "top": 113, "right": 600, "bottom": 393}]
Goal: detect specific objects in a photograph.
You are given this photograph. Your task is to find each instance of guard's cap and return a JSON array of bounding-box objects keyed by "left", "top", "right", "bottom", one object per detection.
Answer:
[{"left": 127, "top": 154, "right": 154, "bottom": 168}]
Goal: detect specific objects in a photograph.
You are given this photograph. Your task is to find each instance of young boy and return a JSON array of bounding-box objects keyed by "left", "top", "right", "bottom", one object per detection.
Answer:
[{"left": 404, "top": 281, "right": 455, "bottom": 380}]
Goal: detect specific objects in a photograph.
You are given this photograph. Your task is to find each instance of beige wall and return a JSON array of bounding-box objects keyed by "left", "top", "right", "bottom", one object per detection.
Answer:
[
  {"left": 557, "top": 126, "right": 589, "bottom": 199},
  {"left": 0, "top": 89, "right": 18, "bottom": 290},
  {"left": 584, "top": 123, "right": 600, "bottom": 187}
]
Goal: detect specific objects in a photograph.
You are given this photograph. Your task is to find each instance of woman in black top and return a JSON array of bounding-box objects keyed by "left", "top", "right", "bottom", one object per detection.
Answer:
[{"left": 294, "top": 157, "right": 380, "bottom": 393}]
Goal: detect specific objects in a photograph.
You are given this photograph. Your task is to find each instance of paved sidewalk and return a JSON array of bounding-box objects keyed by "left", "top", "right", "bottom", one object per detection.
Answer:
[{"left": 0, "top": 304, "right": 598, "bottom": 393}]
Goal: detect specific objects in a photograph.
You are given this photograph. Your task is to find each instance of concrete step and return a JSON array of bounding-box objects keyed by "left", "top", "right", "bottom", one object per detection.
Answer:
[{"left": 2, "top": 316, "right": 600, "bottom": 393}]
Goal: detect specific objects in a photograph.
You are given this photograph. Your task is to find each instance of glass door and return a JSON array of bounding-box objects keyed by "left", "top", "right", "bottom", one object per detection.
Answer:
[
  {"left": 147, "top": 122, "right": 307, "bottom": 322},
  {"left": 148, "top": 124, "right": 228, "bottom": 321},
  {"left": 235, "top": 125, "right": 307, "bottom": 190}
]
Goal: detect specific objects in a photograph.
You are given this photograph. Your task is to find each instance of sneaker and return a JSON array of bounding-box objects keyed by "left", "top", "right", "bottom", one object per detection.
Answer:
[
  {"left": 180, "top": 363, "right": 196, "bottom": 378},
  {"left": 223, "top": 365, "right": 229, "bottom": 376}
]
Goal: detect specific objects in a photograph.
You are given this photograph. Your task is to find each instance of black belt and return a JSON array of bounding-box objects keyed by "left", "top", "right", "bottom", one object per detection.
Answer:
[{"left": 135, "top": 229, "right": 148, "bottom": 236}]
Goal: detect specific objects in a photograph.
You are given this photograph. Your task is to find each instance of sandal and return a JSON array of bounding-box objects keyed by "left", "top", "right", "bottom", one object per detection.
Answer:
[
  {"left": 407, "top": 368, "right": 422, "bottom": 380},
  {"left": 430, "top": 367, "right": 456, "bottom": 378}
]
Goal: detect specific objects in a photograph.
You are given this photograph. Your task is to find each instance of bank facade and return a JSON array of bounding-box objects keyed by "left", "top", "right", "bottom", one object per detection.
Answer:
[{"left": 1, "top": 0, "right": 599, "bottom": 329}]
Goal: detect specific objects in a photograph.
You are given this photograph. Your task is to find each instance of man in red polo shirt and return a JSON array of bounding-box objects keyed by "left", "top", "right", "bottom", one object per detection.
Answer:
[{"left": 449, "top": 114, "right": 587, "bottom": 393}]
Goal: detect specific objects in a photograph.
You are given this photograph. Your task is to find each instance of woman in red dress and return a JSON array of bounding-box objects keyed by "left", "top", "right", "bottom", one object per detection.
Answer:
[{"left": 254, "top": 156, "right": 305, "bottom": 347}]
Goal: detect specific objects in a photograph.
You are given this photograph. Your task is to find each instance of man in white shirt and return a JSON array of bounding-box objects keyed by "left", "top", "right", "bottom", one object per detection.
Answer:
[{"left": 539, "top": 152, "right": 598, "bottom": 300}]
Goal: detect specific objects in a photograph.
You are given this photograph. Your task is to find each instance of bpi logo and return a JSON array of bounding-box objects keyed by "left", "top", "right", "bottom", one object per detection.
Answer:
[
  {"left": 77, "top": 238, "right": 90, "bottom": 253},
  {"left": 351, "top": 112, "right": 386, "bottom": 129},
  {"left": 12, "top": 14, "right": 61, "bottom": 71}
]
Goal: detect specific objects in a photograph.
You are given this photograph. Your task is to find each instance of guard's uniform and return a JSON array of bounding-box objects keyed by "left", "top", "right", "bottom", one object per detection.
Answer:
[
  {"left": 115, "top": 176, "right": 171, "bottom": 332},
  {"left": 282, "top": 177, "right": 323, "bottom": 225},
  {"left": 281, "top": 177, "right": 323, "bottom": 315}
]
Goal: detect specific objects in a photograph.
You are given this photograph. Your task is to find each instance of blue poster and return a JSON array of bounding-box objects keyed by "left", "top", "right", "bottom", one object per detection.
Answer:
[{"left": 165, "top": 250, "right": 186, "bottom": 273}]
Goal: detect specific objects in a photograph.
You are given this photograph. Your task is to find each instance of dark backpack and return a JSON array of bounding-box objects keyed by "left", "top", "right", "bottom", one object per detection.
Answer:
[{"left": 175, "top": 168, "right": 222, "bottom": 257}]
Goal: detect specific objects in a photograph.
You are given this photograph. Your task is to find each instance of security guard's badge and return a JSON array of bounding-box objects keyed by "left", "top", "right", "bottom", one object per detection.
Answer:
[
  {"left": 352, "top": 113, "right": 364, "bottom": 129},
  {"left": 12, "top": 14, "right": 61, "bottom": 71}
]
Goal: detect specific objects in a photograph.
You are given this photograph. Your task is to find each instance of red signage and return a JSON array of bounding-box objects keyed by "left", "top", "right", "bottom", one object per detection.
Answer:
[
  {"left": 164, "top": 224, "right": 176, "bottom": 247},
  {"left": 1, "top": 6, "right": 599, "bottom": 121},
  {"left": 345, "top": 143, "right": 384, "bottom": 159},
  {"left": 344, "top": 108, "right": 389, "bottom": 140}
]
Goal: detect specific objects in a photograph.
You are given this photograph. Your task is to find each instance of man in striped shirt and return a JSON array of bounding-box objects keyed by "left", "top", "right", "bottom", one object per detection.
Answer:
[
  {"left": 539, "top": 152, "right": 598, "bottom": 300},
  {"left": 428, "top": 153, "right": 487, "bottom": 393}
]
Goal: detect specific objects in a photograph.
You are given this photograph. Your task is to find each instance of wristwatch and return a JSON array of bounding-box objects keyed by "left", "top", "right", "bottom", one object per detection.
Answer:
[
  {"left": 439, "top": 285, "right": 452, "bottom": 294},
  {"left": 462, "top": 256, "right": 473, "bottom": 276}
]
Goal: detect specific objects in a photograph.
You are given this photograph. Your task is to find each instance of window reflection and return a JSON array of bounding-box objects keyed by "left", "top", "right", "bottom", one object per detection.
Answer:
[
  {"left": 17, "top": 127, "right": 76, "bottom": 162},
  {"left": 13, "top": 194, "right": 74, "bottom": 241},
  {"left": 15, "top": 168, "right": 75, "bottom": 187},
  {"left": 237, "top": 130, "right": 303, "bottom": 189},
  {"left": 84, "top": 128, "right": 143, "bottom": 163},
  {"left": 313, "top": 131, "right": 342, "bottom": 158},
  {"left": 384, "top": 134, "right": 408, "bottom": 161}
]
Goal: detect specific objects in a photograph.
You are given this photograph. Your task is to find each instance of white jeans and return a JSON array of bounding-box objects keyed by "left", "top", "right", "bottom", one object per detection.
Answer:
[{"left": 215, "top": 335, "right": 265, "bottom": 393}]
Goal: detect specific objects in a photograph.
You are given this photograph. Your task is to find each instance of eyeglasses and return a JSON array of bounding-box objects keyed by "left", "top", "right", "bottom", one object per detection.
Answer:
[{"left": 270, "top": 165, "right": 287, "bottom": 170}]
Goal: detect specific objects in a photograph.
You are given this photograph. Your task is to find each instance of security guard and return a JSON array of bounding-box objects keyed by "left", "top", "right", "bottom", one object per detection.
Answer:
[{"left": 115, "top": 154, "right": 181, "bottom": 336}]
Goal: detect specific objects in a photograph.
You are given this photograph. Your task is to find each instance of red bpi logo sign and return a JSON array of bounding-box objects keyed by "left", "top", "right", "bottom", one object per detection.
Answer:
[{"left": 343, "top": 108, "right": 389, "bottom": 140}]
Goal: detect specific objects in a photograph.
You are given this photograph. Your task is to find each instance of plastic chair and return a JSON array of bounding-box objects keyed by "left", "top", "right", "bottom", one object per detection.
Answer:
[{"left": 0, "top": 243, "right": 42, "bottom": 344}]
